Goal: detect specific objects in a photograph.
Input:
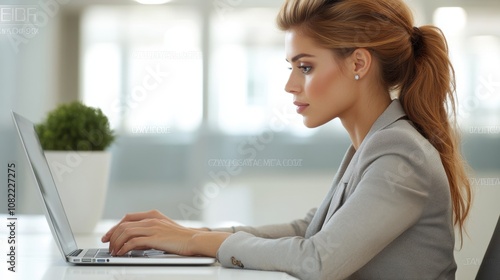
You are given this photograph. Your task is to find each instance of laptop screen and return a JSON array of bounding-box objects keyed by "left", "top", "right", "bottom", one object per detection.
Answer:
[{"left": 12, "top": 112, "right": 78, "bottom": 257}]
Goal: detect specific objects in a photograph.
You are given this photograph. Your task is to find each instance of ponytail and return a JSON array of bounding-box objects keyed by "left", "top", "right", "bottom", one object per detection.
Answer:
[{"left": 399, "top": 25, "right": 472, "bottom": 241}]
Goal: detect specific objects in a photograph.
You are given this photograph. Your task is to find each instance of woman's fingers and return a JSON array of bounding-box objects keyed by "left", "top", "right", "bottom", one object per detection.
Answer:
[
  {"left": 110, "top": 223, "right": 154, "bottom": 255},
  {"left": 114, "top": 236, "right": 152, "bottom": 256},
  {"left": 102, "top": 210, "right": 167, "bottom": 243},
  {"left": 107, "top": 218, "right": 195, "bottom": 256}
]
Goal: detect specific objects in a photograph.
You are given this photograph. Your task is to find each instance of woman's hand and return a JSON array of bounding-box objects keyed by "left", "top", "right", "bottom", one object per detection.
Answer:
[
  {"left": 102, "top": 209, "right": 175, "bottom": 244},
  {"left": 101, "top": 209, "right": 231, "bottom": 257}
]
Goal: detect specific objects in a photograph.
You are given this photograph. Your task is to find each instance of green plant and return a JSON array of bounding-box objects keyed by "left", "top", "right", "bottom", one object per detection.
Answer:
[{"left": 36, "top": 102, "right": 115, "bottom": 151}]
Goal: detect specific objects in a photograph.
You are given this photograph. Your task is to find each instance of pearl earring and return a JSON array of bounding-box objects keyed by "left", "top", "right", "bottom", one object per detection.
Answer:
[{"left": 354, "top": 74, "right": 360, "bottom": 80}]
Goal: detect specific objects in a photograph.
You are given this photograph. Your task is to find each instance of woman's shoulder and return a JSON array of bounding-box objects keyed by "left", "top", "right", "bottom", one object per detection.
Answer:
[
  {"left": 358, "top": 119, "right": 445, "bottom": 179},
  {"left": 366, "top": 118, "right": 438, "bottom": 156},
  {"left": 356, "top": 118, "right": 450, "bottom": 197}
]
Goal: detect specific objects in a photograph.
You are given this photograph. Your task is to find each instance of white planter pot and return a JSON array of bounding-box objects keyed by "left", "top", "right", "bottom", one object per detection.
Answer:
[{"left": 44, "top": 151, "right": 111, "bottom": 234}]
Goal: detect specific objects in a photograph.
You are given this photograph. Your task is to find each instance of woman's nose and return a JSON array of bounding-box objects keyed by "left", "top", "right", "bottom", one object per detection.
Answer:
[{"left": 285, "top": 73, "right": 300, "bottom": 94}]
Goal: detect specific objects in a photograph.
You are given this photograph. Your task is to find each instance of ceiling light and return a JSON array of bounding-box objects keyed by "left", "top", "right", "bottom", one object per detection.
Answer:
[
  {"left": 433, "top": 7, "right": 467, "bottom": 34},
  {"left": 134, "top": 0, "right": 172, "bottom": 5}
]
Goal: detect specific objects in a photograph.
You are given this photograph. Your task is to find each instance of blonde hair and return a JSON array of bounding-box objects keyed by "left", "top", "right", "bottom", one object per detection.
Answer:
[{"left": 277, "top": 0, "right": 471, "bottom": 239}]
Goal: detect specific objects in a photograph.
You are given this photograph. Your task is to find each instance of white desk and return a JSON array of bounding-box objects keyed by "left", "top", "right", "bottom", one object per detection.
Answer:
[{"left": 0, "top": 215, "right": 298, "bottom": 280}]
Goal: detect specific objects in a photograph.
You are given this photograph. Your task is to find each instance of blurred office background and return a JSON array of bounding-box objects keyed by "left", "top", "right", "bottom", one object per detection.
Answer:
[{"left": 0, "top": 0, "right": 499, "bottom": 278}]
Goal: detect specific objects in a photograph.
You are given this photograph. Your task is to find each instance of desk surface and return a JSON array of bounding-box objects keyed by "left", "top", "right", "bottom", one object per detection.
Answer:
[{"left": 0, "top": 215, "right": 298, "bottom": 280}]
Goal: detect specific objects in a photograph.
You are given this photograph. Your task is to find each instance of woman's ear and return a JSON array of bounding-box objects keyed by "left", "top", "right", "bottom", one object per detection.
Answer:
[{"left": 350, "top": 48, "right": 372, "bottom": 80}]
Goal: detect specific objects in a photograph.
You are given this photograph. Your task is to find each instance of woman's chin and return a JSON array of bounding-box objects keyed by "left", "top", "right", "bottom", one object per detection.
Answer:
[{"left": 302, "top": 118, "right": 323, "bottom": 129}]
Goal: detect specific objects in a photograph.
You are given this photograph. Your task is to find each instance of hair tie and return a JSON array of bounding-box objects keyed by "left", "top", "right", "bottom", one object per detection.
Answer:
[
  {"left": 323, "top": 0, "right": 340, "bottom": 7},
  {"left": 411, "top": 26, "right": 424, "bottom": 56}
]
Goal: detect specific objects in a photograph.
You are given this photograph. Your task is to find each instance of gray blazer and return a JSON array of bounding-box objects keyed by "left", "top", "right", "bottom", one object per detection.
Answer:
[{"left": 215, "top": 100, "right": 457, "bottom": 280}]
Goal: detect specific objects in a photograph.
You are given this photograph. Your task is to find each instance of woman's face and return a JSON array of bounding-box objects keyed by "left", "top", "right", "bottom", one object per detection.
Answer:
[{"left": 285, "top": 29, "right": 358, "bottom": 128}]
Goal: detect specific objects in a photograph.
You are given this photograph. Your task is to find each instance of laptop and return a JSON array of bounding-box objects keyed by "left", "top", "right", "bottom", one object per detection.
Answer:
[{"left": 11, "top": 111, "right": 216, "bottom": 265}]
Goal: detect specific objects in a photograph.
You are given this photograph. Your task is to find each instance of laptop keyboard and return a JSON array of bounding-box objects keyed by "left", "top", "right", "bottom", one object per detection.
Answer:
[
  {"left": 83, "top": 249, "right": 107, "bottom": 258},
  {"left": 82, "top": 249, "right": 164, "bottom": 258},
  {"left": 68, "top": 249, "right": 83, "bottom": 257},
  {"left": 70, "top": 249, "right": 172, "bottom": 263}
]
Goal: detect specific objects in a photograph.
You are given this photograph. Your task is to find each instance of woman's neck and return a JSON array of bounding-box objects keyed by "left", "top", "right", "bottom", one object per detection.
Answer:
[{"left": 340, "top": 90, "right": 392, "bottom": 150}]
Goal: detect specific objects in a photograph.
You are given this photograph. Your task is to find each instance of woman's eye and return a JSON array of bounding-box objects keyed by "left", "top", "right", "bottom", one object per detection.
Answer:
[{"left": 298, "top": 66, "right": 312, "bottom": 74}]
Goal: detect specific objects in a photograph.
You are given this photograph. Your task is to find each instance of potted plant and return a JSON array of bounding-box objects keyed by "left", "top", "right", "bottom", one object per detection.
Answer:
[{"left": 36, "top": 101, "right": 115, "bottom": 234}]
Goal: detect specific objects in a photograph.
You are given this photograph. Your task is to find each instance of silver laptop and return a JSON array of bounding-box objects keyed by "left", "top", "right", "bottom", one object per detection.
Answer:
[{"left": 11, "top": 111, "right": 215, "bottom": 265}]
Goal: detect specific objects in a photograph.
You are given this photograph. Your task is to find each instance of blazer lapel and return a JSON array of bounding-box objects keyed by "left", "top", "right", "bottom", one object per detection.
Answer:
[
  {"left": 321, "top": 148, "right": 360, "bottom": 228},
  {"left": 305, "top": 146, "right": 356, "bottom": 238}
]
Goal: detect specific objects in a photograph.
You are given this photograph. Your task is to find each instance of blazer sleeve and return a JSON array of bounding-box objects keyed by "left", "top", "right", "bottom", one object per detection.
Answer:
[
  {"left": 211, "top": 208, "right": 316, "bottom": 238},
  {"left": 216, "top": 130, "right": 433, "bottom": 280}
]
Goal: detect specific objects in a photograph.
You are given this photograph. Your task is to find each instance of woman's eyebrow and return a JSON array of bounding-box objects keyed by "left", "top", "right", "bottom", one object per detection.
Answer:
[{"left": 286, "top": 53, "right": 315, "bottom": 63}]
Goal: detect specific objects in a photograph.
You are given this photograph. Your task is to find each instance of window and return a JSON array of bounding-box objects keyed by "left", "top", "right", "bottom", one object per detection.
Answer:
[
  {"left": 81, "top": 6, "right": 203, "bottom": 134},
  {"left": 433, "top": 7, "right": 500, "bottom": 131},
  {"left": 81, "top": 4, "right": 326, "bottom": 138},
  {"left": 462, "top": 35, "right": 500, "bottom": 128},
  {"left": 81, "top": 2, "right": 500, "bottom": 138}
]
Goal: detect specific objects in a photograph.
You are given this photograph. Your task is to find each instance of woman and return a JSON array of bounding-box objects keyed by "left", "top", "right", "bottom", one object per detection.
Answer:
[{"left": 102, "top": 0, "right": 472, "bottom": 279}]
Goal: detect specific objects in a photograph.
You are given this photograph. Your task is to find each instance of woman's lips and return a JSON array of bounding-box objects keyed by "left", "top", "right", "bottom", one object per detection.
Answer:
[{"left": 293, "top": 101, "right": 309, "bottom": 114}]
